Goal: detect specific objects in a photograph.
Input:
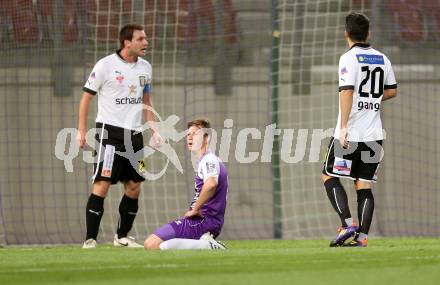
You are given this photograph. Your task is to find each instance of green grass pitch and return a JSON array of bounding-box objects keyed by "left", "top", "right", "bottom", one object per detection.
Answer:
[{"left": 1, "top": 238, "right": 440, "bottom": 285}]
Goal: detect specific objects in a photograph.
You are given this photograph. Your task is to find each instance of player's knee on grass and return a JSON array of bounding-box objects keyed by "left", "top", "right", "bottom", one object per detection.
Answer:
[
  {"left": 144, "top": 234, "right": 163, "bottom": 250},
  {"left": 124, "top": 181, "right": 141, "bottom": 199}
]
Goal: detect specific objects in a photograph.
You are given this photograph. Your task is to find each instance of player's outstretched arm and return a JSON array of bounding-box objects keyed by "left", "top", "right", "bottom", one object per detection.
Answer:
[
  {"left": 382, "top": 88, "right": 397, "bottom": 101},
  {"left": 77, "top": 92, "right": 95, "bottom": 148}
]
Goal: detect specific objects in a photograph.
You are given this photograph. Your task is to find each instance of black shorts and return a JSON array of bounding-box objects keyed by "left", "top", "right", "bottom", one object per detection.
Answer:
[
  {"left": 322, "top": 137, "right": 383, "bottom": 182},
  {"left": 92, "top": 122, "right": 145, "bottom": 184}
]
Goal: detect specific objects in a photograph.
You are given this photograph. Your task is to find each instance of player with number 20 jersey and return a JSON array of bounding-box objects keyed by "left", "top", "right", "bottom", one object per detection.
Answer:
[
  {"left": 321, "top": 12, "right": 397, "bottom": 248},
  {"left": 335, "top": 42, "right": 397, "bottom": 142}
]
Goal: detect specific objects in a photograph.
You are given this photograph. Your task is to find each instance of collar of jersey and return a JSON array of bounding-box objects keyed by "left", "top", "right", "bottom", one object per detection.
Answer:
[
  {"left": 116, "top": 49, "right": 138, "bottom": 64},
  {"left": 198, "top": 150, "right": 211, "bottom": 162},
  {"left": 350, "top": 42, "right": 371, "bottom": 50}
]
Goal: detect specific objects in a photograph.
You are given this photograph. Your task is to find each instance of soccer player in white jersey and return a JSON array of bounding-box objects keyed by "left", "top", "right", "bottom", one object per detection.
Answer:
[
  {"left": 77, "top": 24, "right": 163, "bottom": 248},
  {"left": 144, "top": 119, "right": 228, "bottom": 250},
  {"left": 321, "top": 12, "right": 397, "bottom": 247}
]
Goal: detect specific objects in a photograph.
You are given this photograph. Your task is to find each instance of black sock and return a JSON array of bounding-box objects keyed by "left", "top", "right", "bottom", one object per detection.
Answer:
[
  {"left": 86, "top": 193, "right": 105, "bottom": 240},
  {"left": 117, "top": 195, "right": 138, "bottom": 238},
  {"left": 324, "top": 178, "right": 352, "bottom": 227},
  {"left": 356, "top": 189, "right": 374, "bottom": 234}
]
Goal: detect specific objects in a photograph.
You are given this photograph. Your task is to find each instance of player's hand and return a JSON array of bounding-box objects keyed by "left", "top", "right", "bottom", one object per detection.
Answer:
[
  {"left": 339, "top": 128, "right": 349, "bottom": 149},
  {"left": 184, "top": 209, "right": 203, "bottom": 218},
  {"left": 76, "top": 129, "right": 87, "bottom": 149},
  {"left": 149, "top": 131, "right": 164, "bottom": 148}
]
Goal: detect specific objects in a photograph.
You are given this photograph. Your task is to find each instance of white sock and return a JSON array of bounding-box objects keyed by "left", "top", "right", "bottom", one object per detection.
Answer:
[
  {"left": 159, "top": 238, "right": 211, "bottom": 250},
  {"left": 345, "top": 218, "right": 353, "bottom": 226}
]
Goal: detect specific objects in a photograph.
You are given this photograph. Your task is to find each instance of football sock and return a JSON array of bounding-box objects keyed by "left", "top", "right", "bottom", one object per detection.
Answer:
[
  {"left": 356, "top": 189, "right": 374, "bottom": 235},
  {"left": 324, "top": 178, "right": 352, "bottom": 227},
  {"left": 159, "top": 239, "right": 211, "bottom": 250},
  {"left": 117, "top": 195, "right": 138, "bottom": 238},
  {"left": 86, "top": 193, "right": 104, "bottom": 240}
]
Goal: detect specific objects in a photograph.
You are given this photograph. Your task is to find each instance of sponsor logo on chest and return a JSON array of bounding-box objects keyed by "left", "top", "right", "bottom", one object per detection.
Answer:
[
  {"left": 113, "top": 69, "right": 142, "bottom": 104},
  {"left": 115, "top": 71, "right": 124, "bottom": 83}
]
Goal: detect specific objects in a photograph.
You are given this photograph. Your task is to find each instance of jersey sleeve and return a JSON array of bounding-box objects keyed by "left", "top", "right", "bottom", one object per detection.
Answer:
[
  {"left": 384, "top": 58, "right": 397, "bottom": 89},
  {"left": 143, "top": 63, "right": 152, "bottom": 94},
  {"left": 83, "top": 59, "right": 106, "bottom": 95},
  {"left": 338, "top": 53, "right": 357, "bottom": 92},
  {"left": 200, "top": 155, "right": 220, "bottom": 182}
]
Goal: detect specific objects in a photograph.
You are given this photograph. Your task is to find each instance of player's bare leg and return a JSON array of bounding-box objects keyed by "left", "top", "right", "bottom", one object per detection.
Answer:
[
  {"left": 124, "top": 180, "right": 141, "bottom": 198},
  {"left": 354, "top": 180, "right": 371, "bottom": 190},
  {"left": 321, "top": 174, "right": 333, "bottom": 183},
  {"left": 92, "top": 180, "right": 111, "bottom": 197},
  {"left": 144, "top": 234, "right": 163, "bottom": 250},
  {"left": 113, "top": 181, "right": 143, "bottom": 248}
]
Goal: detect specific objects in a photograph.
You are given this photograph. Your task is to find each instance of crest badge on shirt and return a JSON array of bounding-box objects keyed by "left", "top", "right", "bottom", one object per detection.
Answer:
[
  {"left": 115, "top": 71, "right": 124, "bottom": 83},
  {"left": 128, "top": 85, "right": 137, "bottom": 95},
  {"left": 139, "top": 76, "right": 146, "bottom": 87},
  {"left": 206, "top": 162, "right": 216, "bottom": 174}
]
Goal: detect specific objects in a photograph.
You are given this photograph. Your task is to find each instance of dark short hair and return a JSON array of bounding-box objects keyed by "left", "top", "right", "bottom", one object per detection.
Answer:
[
  {"left": 346, "top": 12, "right": 370, "bottom": 42},
  {"left": 187, "top": 119, "right": 211, "bottom": 137},
  {"left": 119, "top": 24, "right": 144, "bottom": 49}
]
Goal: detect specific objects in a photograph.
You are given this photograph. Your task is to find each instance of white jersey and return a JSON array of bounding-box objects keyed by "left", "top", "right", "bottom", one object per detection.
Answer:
[
  {"left": 334, "top": 43, "right": 397, "bottom": 142},
  {"left": 83, "top": 51, "right": 152, "bottom": 131},
  {"left": 196, "top": 152, "right": 221, "bottom": 183}
]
